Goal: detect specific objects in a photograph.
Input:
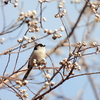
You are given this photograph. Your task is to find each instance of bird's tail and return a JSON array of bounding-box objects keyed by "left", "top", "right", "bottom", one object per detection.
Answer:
[{"left": 23, "top": 65, "right": 33, "bottom": 81}]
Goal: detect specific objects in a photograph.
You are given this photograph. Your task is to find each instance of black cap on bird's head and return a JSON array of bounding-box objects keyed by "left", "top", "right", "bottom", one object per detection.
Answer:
[{"left": 34, "top": 43, "right": 45, "bottom": 50}]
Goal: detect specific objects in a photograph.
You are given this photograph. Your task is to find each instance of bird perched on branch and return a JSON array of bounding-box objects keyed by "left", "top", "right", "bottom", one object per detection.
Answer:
[{"left": 23, "top": 43, "right": 46, "bottom": 81}]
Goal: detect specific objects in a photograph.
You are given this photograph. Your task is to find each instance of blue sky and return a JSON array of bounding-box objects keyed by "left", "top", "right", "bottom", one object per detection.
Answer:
[{"left": 0, "top": 0, "right": 100, "bottom": 100}]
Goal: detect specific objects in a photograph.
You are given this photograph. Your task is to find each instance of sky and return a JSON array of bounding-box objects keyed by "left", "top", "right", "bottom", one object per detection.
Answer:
[{"left": 0, "top": 0, "right": 100, "bottom": 100}]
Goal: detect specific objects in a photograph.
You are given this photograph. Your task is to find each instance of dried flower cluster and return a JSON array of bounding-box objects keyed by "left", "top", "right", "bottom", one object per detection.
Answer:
[
  {"left": 15, "top": 80, "right": 29, "bottom": 99},
  {"left": 4, "top": 0, "right": 19, "bottom": 7},
  {"left": 44, "top": 27, "right": 64, "bottom": 40},
  {"left": 42, "top": 81, "right": 55, "bottom": 89}
]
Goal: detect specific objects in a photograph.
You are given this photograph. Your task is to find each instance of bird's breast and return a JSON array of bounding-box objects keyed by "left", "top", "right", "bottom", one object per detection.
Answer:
[{"left": 30, "top": 50, "right": 46, "bottom": 63}]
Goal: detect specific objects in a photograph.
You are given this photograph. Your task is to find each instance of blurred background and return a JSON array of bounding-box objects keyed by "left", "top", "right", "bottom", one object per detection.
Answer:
[{"left": 0, "top": 0, "right": 100, "bottom": 100}]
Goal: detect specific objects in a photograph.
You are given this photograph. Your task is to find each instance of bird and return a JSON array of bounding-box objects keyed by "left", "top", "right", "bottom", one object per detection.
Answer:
[{"left": 22, "top": 43, "right": 46, "bottom": 81}]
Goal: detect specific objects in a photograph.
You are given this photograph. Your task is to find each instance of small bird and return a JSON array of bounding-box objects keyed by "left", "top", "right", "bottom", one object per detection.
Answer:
[{"left": 23, "top": 43, "right": 46, "bottom": 81}]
